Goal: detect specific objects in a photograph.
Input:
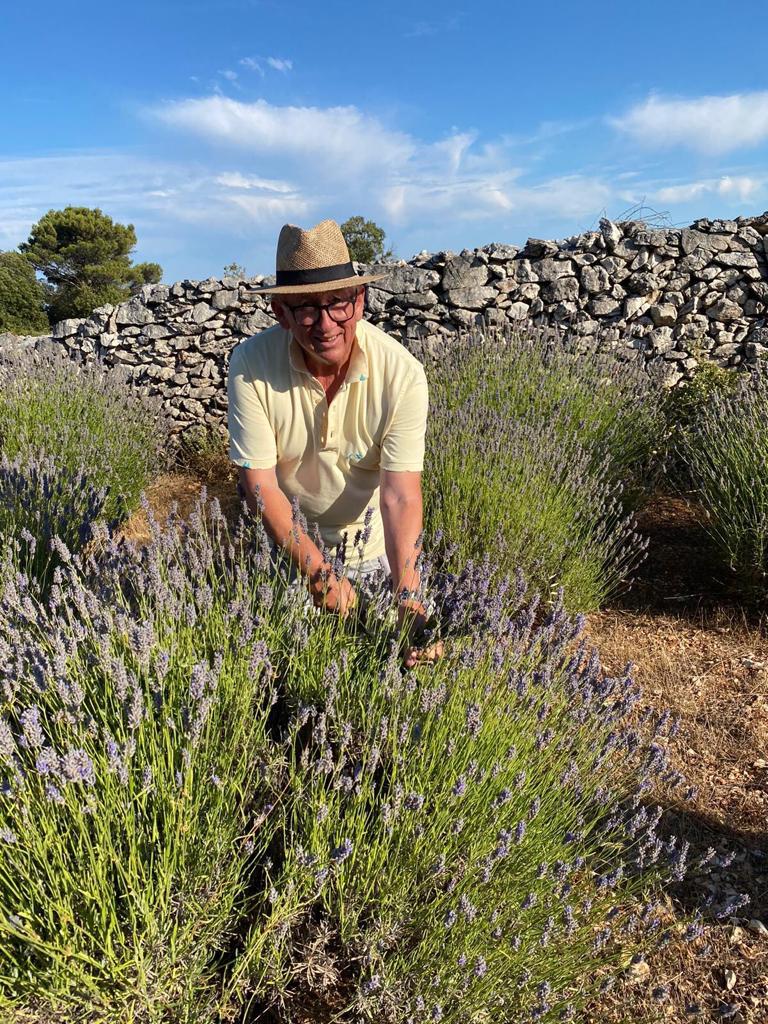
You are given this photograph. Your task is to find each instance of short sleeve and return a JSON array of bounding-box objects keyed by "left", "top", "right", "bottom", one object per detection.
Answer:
[
  {"left": 227, "top": 344, "right": 278, "bottom": 469},
  {"left": 379, "top": 368, "right": 429, "bottom": 472}
]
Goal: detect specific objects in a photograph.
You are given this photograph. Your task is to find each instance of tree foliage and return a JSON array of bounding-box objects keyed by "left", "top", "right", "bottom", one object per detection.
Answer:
[
  {"left": 19, "top": 207, "right": 162, "bottom": 323},
  {"left": 0, "top": 252, "right": 49, "bottom": 334},
  {"left": 223, "top": 261, "right": 247, "bottom": 278},
  {"left": 340, "top": 215, "right": 393, "bottom": 264}
]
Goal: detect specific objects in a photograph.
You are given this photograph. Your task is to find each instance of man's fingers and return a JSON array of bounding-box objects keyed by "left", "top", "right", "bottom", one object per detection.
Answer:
[{"left": 403, "top": 640, "right": 444, "bottom": 668}]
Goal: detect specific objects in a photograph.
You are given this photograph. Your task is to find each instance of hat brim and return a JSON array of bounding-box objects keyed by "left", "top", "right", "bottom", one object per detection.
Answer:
[{"left": 249, "top": 271, "right": 389, "bottom": 295}]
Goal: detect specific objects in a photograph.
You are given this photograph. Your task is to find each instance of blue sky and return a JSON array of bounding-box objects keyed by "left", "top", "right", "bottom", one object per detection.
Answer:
[{"left": 3, "top": 0, "right": 768, "bottom": 283}]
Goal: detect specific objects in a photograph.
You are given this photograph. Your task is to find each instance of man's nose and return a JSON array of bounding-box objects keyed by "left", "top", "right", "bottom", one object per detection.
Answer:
[{"left": 314, "top": 307, "right": 337, "bottom": 331}]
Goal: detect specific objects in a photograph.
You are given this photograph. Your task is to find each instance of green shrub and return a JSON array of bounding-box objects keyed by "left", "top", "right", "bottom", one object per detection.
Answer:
[
  {"left": 677, "top": 365, "right": 768, "bottom": 598},
  {"left": 422, "top": 330, "right": 657, "bottom": 610},
  {"left": 0, "top": 344, "right": 168, "bottom": 523},
  {"left": 0, "top": 497, "right": 700, "bottom": 1023},
  {"left": 661, "top": 360, "right": 739, "bottom": 486}
]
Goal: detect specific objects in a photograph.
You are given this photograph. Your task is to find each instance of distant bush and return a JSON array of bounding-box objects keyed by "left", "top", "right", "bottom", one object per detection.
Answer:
[
  {"left": 0, "top": 344, "right": 169, "bottom": 525},
  {"left": 422, "top": 330, "right": 660, "bottom": 610},
  {"left": 0, "top": 497, "right": 697, "bottom": 1023},
  {"left": 678, "top": 365, "right": 768, "bottom": 599}
]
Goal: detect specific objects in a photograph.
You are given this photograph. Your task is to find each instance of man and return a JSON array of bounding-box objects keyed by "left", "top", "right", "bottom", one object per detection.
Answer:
[{"left": 227, "top": 219, "right": 441, "bottom": 667}]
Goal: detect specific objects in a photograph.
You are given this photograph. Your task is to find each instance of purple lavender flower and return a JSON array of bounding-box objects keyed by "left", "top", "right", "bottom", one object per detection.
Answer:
[
  {"left": 60, "top": 748, "right": 95, "bottom": 785},
  {"left": 465, "top": 703, "right": 482, "bottom": 737},
  {"left": 19, "top": 706, "right": 44, "bottom": 750},
  {"left": 330, "top": 838, "right": 353, "bottom": 864},
  {"left": 0, "top": 719, "right": 17, "bottom": 764},
  {"left": 451, "top": 775, "right": 467, "bottom": 798}
]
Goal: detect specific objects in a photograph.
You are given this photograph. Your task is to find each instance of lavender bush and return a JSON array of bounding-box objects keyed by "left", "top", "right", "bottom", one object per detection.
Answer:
[
  {"left": 0, "top": 452, "right": 110, "bottom": 589},
  {"left": 422, "top": 331, "right": 652, "bottom": 610},
  {"left": 678, "top": 364, "right": 768, "bottom": 598},
  {"left": 0, "top": 496, "right": 284, "bottom": 1021},
  {"left": 0, "top": 343, "right": 168, "bottom": 523},
  {"left": 0, "top": 495, "right": 712, "bottom": 1022}
]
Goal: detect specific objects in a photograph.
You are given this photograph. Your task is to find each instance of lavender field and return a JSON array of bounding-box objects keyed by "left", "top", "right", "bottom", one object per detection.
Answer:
[{"left": 0, "top": 333, "right": 765, "bottom": 1023}]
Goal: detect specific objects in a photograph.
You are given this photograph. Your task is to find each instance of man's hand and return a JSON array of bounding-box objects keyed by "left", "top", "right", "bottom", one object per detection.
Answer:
[
  {"left": 309, "top": 572, "right": 357, "bottom": 618},
  {"left": 397, "top": 600, "right": 444, "bottom": 669}
]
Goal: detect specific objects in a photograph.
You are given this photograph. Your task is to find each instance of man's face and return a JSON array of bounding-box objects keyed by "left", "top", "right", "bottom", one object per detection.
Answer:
[{"left": 272, "top": 286, "right": 365, "bottom": 373}]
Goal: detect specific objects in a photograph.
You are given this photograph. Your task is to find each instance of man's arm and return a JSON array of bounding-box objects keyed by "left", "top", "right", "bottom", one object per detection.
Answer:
[
  {"left": 238, "top": 465, "right": 356, "bottom": 615},
  {"left": 379, "top": 469, "right": 423, "bottom": 598},
  {"left": 380, "top": 469, "right": 442, "bottom": 668}
]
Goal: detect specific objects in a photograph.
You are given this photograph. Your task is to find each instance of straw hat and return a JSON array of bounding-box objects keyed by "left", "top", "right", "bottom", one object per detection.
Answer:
[{"left": 251, "top": 219, "right": 389, "bottom": 294}]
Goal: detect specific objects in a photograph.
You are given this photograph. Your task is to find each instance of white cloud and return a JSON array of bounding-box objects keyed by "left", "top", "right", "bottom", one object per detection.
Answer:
[
  {"left": 266, "top": 57, "right": 292, "bottom": 73},
  {"left": 612, "top": 91, "right": 768, "bottom": 154},
  {"left": 219, "top": 69, "right": 238, "bottom": 82},
  {"left": 215, "top": 171, "right": 295, "bottom": 193},
  {"left": 239, "top": 57, "right": 264, "bottom": 75},
  {"left": 0, "top": 152, "right": 311, "bottom": 254},
  {"left": 150, "top": 96, "right": 416, "bottom": 176},
  {"left": 653, "top": 174, "right": 765, "bottom": 204}
]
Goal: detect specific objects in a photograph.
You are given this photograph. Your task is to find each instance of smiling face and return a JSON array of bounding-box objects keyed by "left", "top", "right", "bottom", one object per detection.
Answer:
[{"left": 271, "top": 286, "right": 365, "bottom": 376}]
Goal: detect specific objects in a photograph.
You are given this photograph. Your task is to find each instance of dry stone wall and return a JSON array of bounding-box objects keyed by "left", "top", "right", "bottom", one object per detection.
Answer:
[{"left": 3, "top": 211, "right": 768, "bottom": 435}]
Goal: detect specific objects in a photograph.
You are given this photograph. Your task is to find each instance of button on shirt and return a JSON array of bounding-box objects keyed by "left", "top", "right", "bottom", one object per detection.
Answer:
[{"left": 227, "top": 318, "right": 429, "bottom": 561}]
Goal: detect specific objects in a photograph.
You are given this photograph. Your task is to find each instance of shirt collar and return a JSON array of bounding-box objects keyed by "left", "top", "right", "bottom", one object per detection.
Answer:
[{"left": 287, "top": 322, "right": 370, "bottom": 384}]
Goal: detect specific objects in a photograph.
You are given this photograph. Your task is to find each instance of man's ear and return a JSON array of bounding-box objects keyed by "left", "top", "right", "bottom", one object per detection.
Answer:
[{"left": 271, "top": 297, "right": 291, "bottom": 329}]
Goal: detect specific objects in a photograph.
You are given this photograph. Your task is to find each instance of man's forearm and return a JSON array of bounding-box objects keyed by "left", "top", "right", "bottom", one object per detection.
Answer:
[{"left": 381, "top": 494, "right": 423, "bottom": 598}]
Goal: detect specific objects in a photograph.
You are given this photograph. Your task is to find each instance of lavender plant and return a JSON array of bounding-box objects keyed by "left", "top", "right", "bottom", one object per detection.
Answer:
[
  {"left": 0, "top": 496, "right": 286, "bottom": 1021},
  {"left": 0, "top": 342, "right": 168, "bottom": 523},
  {"left": 0, "top": 452, "right": 110, "bottom": 589},
  {"left": 423, "top": 331, "right": 650, "bottom": 610},
  {"left": 0, "top": 495, "right": 717, "bottom": 1023},
  {"left": 429, "top": 328, "right": 663, "bottom": 501},
  {"left": 677, "top": 364, "right": 768, "bottom": 598},
  {"left": 229, "top": 558, "right": 701, "bottom": 1024}
]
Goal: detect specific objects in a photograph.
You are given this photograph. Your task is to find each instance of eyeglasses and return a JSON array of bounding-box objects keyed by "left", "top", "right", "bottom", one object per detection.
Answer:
[{"left": 283, "top": 295, "right": 359, "bottom": 327}]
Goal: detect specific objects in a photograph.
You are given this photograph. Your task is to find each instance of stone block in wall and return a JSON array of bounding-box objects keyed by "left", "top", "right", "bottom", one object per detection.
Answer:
[
  {"left": 212, "top": 289, "right": 239, "bottom": 310},
  {"left": 646, "top": 360, "right": 683, "bottom": 388},
  {"left": 374, "top": 265, "right": 440, "bottom": 293},
  {"left": 706, "top": 299, "right": 744, "bottom": 322},
  {"left": 398, "top": 290, "right": 439, "bottom": 310},
  {"left": 52, "top": 318, "right": 84, "bottom": 338},
  {"left": 716, "top": 251, "right": 759, "bottom": 269},
  {"left": 115, "top": 299, "right": 154, "bottom": 326},
  {"left": 580, "top": 265, "right": 611, "bottom": 294},
  {"left": 544, "top": 277, "right": 580, "bottom": 303},
  {"left": 484, "top": 243, "right": 518, "bottom": 260},
  {"left": 444, "top": 287, "right": 496, "bottom": 310},
  {"left": 648, "top": 327, "right": 675, "bottom": 353},
  {"left": 136, "top": 284, "right": 170, "bottom": 304},
  {"left": 598, "top": 257, "right": 630, "bottom": 281},
  {"left": 536, "top": 258, "right": 576, "bottom": 283},
  {"left": 507, "top": 302, "right": 530, "bottom": 320},
  {"left": 745, "top": 341, "right": 768, "bottom": 361},
  {"left": 189, "top": 302, "right": 217, "bottom": 324},
  {"left": 649, "top": 304, "right": 677, "bottom": 327},
  {"left": 231, "top": 311, "right": 275, "bottom": 334},
  {"left": 442, "top": 254, "right": 489, "bottom": 292},
  {"left": 625, "top": 271, "right": 658, "bottom": 296},
  {"left": 589, "top": 297, "right": 621, "bottom": 316}
]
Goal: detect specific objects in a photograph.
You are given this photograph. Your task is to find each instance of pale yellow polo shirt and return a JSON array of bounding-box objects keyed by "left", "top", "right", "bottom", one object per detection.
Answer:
[{"left": 227, "top": 318, "right": 429, "bottom": 561}]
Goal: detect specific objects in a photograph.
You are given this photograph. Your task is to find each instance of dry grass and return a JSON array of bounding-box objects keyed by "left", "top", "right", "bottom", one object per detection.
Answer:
[{"left": 583, "top": 493, "right": 768, "bottom": 1024}]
